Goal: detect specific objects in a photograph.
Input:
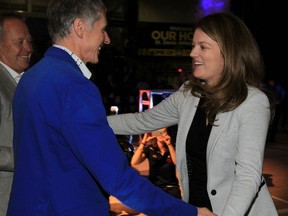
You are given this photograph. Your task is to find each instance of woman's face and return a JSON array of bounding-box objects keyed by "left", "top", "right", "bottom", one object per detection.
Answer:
[{"left": 190, "top": 28, "right": 224, "bottom": 86}]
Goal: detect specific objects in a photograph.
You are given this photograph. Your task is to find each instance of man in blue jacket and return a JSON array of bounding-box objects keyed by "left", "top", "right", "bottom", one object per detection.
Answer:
[{"left": 7, "top": 0, "right": 215, "bottom": 215}]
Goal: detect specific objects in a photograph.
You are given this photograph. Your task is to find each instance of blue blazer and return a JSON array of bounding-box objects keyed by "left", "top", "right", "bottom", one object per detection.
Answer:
[{"left": 7, "top": 47, "right": 197, "bottom": 216}]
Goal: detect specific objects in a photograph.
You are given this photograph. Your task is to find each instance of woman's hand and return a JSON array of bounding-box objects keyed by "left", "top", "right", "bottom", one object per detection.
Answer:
[
  {"left": 159, "top": 133, "right": 171, "bottom": 146},
  {"left": 142, "top": 133, "right": 156, "bottom": 144}
]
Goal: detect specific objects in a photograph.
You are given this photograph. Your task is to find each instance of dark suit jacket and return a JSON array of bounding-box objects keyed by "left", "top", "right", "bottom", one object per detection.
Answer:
[
  {"left": 7, "top": 47, "right": 197, "bottom": 216},
  {"left": 0, "top": 63, "right": 16, "bottom": 216}
]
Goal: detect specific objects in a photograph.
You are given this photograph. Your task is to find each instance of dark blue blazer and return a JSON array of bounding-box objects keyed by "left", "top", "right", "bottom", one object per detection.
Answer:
[{"left": 7, "top": 47, "right": 197, "bottom": 216}]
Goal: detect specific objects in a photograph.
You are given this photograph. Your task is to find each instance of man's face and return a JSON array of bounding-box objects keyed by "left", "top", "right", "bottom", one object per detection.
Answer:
[
  {"left": 80, "top": 11, "right": 110, "bottom": 64},
  {"left": 0, "top": 18, "right": 33, "bottom": 73}
]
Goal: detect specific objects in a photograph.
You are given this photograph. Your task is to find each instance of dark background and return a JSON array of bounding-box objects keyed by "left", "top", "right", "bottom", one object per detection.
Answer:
[{"left": 1, "top": 0, "right": 287, "bottom": 113}]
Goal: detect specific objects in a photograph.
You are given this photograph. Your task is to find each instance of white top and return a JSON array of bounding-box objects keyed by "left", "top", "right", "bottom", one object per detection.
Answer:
[{"left": 53, "top": 44, "right": 92, "bottom": 80}]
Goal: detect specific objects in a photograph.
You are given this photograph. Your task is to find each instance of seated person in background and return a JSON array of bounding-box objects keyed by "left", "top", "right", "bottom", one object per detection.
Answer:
[{"left": 131, "top": 128, "right": 181, "bottom": 199}]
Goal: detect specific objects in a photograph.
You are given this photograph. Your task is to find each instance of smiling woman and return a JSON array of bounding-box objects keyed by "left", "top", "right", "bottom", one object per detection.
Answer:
[{"left": 107, "top": 12, "right": 278, "bottom": 216}]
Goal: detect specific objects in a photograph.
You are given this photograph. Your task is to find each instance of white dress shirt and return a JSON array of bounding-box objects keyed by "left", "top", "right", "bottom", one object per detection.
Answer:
[{"left": 53, "top": 44, "right": 92, "bottom": 80}]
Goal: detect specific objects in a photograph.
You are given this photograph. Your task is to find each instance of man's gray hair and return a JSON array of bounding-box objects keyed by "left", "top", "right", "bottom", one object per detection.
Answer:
[{"left": 47, "top": 0, "right": 107, "bottom": 42}]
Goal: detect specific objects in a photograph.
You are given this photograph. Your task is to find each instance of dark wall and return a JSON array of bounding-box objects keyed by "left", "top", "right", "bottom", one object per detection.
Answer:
[
  {"left": 231, "top": 0, "right": 288, "bottom": 83},
  {"left": 5, "top": 0, "right": 286, "bottom": 86},
  {"left": 25, "top": 17, "right": 50, "bottom": 67}
]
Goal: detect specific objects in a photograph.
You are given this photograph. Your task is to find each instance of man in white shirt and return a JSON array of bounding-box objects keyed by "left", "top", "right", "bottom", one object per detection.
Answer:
[{"left": 0, "top": 13, "right": 33, "bottom": 215}]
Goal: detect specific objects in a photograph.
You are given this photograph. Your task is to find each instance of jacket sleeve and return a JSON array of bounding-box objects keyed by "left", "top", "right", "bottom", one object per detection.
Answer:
[
  {"left": 220, "top": 89, "right": 271, "bottom": 215},
  {"left": 62, "top": 82, "right": 198, "bottom": 216},
  {"left": 107, "top": 87, "right": 187, "bottom": 135}
]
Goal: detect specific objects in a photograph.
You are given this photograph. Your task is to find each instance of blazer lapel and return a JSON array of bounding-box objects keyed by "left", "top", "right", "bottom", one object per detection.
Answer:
[
  {"left": 206, "top": 111, "right": 232, "bottom": 162},
  {"left": 0, "top": 64, "right": 17, "bottom": 99}
]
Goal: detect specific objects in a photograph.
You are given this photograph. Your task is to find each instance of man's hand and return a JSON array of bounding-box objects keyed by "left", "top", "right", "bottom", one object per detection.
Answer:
[{"left": 197, "top": 207, "right": 217, "bottom": 216}]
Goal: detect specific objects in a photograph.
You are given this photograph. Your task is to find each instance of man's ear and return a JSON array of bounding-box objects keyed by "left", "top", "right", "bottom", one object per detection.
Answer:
[{"left": 73, "top": 18, "right": 85, "bottom": 38}]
